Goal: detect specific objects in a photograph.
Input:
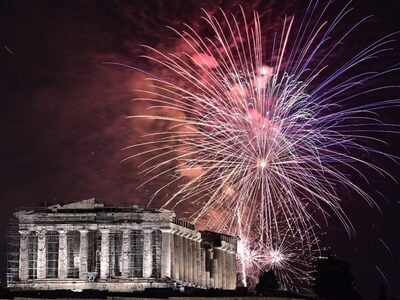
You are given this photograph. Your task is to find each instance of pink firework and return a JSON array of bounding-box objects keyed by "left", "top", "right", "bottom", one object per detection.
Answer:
[{"left": 126, "top": 1, "right": 399, "bottom": 290}]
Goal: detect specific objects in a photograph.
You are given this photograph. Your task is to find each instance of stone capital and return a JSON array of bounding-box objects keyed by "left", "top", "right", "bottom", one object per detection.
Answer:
[
  {"left": 178, "top": 230, "right": 190, "bottom": 237},
  {"left": 18, "top": 229, "right": 30, "bottom": 236},
  {"left": 187, "top": 233, "right": 198, "bottom": 240},
  {"left": 36, "top": 229, "right": 47, "bottom": 239},
  {"left": 99, "top": 228, "right": 110, "bottom": 234},
  {"left": 159, "top": 227, "right": 173, "bottom": 233},
  {"left": 173, "top": 229, "right": 183, "bottom": 236},
  {"left": 57, "top": 229, "right": 67, "bottom": 236},
  {"left": 122, "top": 228, "right": 131, "bottom": 234}
]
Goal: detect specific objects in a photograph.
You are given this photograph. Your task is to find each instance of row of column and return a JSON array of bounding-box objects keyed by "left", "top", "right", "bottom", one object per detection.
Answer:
[
  {"left": 170, "top": 231, "right": 236, "bottom": 289},
  {"left": 119, "top": 228, "right": 172, "bottom": 279},
  {"left": 211, "top": 247, "right": 236, "bottom": 289},
  {"left": 19, "top": 229, "right": 92, "bottom": 281},
  {"left": 18, "top": 228, "right": 174, "bottom": 281},
  {"left": 171, "top": 231, "right": 201, "bottom": 285},
  {"left": 18, "top": 227, "right": 236, "bottom": 289}
]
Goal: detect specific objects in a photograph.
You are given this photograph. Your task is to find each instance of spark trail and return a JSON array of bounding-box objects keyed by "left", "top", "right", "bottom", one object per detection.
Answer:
[{"left": 126, "top": 1, "right": 399, "bottom": 290}]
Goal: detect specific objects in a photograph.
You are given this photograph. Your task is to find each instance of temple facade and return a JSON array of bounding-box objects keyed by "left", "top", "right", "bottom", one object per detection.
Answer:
[{"left": 6, "top": 199, "right": 238, "bottom": 292}]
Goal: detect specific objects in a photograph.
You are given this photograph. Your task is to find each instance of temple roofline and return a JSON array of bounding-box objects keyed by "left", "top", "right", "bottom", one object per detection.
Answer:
[{"left": 14, "top": 198, "right": 175, "bottom": 216}]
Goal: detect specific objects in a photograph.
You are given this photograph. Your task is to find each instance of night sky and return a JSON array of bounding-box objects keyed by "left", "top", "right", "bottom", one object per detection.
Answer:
[{"left": 1, "top": 0, "right": 399, "bottom": 298}]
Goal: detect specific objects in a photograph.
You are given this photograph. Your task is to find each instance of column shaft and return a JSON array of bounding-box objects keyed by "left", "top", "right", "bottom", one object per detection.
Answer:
[
  {"left": 79, "top": 230, "right": 88, "bottom": 280},
  {"left": 226, "top": 251, "right": 231, "bottom": 289},
  {"left": 217, "top": 249, "right": 223, "bottom": 288},
  {"left": 142, "top": 229, "right": 153, "bottom": 278},
  {"left": 213, "top": 248, "right": 223, "bottom": 288},
  {"left": 109, "top": 233, "right": 116, "bottom": 277},
  {"left": 172, "top": 233, "right": 179, "bottom": 280},
  {"left": 57, "top": 230, "right": 68, "bottom": 279},
  {"left": 210, "top": 258, "right": 219, "bottom": 288},
  {"left": 36, "top": 230, "right": 47, "bottom": 279},
  {"left": 18, "top": 230, "right": 29, "bottom": 281},
  {"left": 179, "top": 235, "right": 184, "bottom": 281},
  {"left": 233, "top": 252, "right": 237, "bottom": 289},
  {"left": 121, "top": 229, "right": 131, "bottom": 278},
  {"left": 188, "top": 238, "right": 193, "bottom": 283},
  {"left": 206, "top": 271, "right": 211, "bottom": 288},
  {"left": 161, "top": 229, "right": 172, "bottom": 278},
  {"left": 221, "top": 249, "right": 226, "bottom": 289},
  {"left": 195, "top": 240, "right": 201, "bottom": 285},
  {"left": 201, "top": 247, "right": 206, "bottom": 287},
  {"left": 171, "top": 233, "right": 179, "bottom": 280},
  {"left": 170, "top": 231, "right": 175, "bottom": 278},
  {"left": 192, "top": 239, "right": 198, "bottom": 284},
  {"left": 207, "top": 248, "right": 213, "bottom": 288},
  {"left": 100, "top": 229, "right": 110, "bottom": 280},
  {"left": 183, "top": 236, "right": 188, "bottom": 282},
  {"left": 229, "top": 251, "right": 237, "bottom": 289}
]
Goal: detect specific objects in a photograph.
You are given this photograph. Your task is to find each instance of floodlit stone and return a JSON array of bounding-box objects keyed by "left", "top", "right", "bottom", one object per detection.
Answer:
[{"left": 7, "top": 199, "right": 238, "bottom": 292}]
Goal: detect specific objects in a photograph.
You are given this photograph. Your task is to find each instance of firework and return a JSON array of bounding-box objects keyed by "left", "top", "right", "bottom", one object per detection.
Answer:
[
  {"left": 235, "top": 208, "right": 320, "bottom": 290},
  {"left": 237, "top": 227, "right": 319, "bottom": 291},
  {"left": 126, "top": 1, "right": 399, "bottom": 290}
]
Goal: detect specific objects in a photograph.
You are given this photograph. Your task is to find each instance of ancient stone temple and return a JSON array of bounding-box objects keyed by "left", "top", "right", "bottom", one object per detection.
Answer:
[{"left": 6, "top": 199, "right": 238, "bottom": 292}]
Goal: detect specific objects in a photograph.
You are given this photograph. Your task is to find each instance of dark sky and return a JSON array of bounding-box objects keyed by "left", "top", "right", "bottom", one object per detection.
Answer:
[{"left": 0, "top": 0, "right": 399, "bottom": 298}]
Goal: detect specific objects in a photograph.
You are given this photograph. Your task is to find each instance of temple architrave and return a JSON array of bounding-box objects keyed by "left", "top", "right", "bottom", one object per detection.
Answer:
[{"left": 6, "top": 199, "right": 238, "bottom": 292}]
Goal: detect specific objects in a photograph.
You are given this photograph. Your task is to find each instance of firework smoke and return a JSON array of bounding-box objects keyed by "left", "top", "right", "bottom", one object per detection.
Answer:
[{"left": 128, "top": 1, "right": 399, "bottom": 290}]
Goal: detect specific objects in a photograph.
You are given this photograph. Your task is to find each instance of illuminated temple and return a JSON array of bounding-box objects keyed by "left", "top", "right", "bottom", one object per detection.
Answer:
[{"left": 7, "top": 199, "right": 238, "bottom": 292}]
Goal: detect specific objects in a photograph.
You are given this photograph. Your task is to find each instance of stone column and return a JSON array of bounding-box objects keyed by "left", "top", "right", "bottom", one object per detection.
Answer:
[
  {"left": 195, "top": 239, "right": 201, "bottom": 285},
  {"left": 36, "top": 229, "right": 47, "bottom": 279},
  {"left": 211, "top": 257, "right": 217, "bottom": 287},
  {"left": 57, "top": 230, "right": 68, "bottom": 279},
  {"left": 192, "top": 238, "right": 198, "bottom": 284},
  {"left": 225, "top": 251, "right": 231, "bottom": 289},
  {"left": 99, "top": 229, "right": 110, "bottom": 280},
  {"left": 172, "top": 233, "right": 177, "bottom": 280},
  {"left": 79, "top": 229, "right": 88, "bottom": 280},
  {"left": 206, "top": 271, "right": 211, "bottom": 288},
  {"left": 18, "top": 230, "right": 29, "bottom": 281},
  {"left": 109, "top": 232, "right": 116, "bottom": 277},
  {"left": 232, "top": 251, "right": 237, "bottom": 289},
  {"left": 170, "top": 229, "right": 175, "bottom": 278},
  {"left": 187, "top": 237, "right": 193, "bottom": 283},
  {"left": 160, "top": 228, "right": 172, "bottom": 278},
  {"left": 142, "top": 229, "right": 153, "bottom": 278},
  {"left": 201, "top": 247, "right": 206, "bottom": 287},
  {"left": 121, "top": 229, "right": 131, "bottom": 278},
  {"left": 212, "top": 249, "right": 219, "bottom": 288},
  {"left": 191, "top": 238, "right": 197, "bottom": 284},
  {"left": 207, "top": 248, "right": 213, "bottom": 288},
  {"left": 178, "top": 233, "right": 184, "bottom": 281},
  {"left": 228, "top": 251, "right": 237, "bottom": 289},
  {"left": 182, "top": 235, "right": 188, "bottom": 282},
  {"left": 217, "top": 248, "right": 224, "bottom": 288},
  {"left": 221, "top": 249, "right": 226, "bottom": 289},
  {"left": 171, "top": 231, "right": 178, "bottom": 280}
]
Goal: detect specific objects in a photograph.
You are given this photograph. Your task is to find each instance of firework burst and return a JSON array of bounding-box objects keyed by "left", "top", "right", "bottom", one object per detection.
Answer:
[
  {"left": 236, "top": 210, "right": 320, "bottom": 290},
  {"left": 125, "top": 0, "right": 399, "bottom": 290}
]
